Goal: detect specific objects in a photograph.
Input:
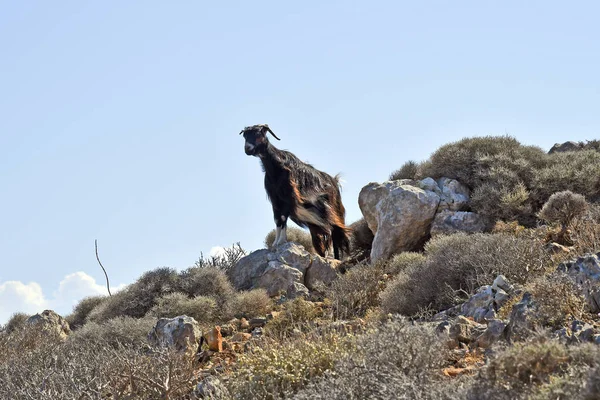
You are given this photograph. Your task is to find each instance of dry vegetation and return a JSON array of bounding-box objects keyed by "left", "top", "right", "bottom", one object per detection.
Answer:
[{"left": 3, "top": 136, "right": 600, "bottom": 399}]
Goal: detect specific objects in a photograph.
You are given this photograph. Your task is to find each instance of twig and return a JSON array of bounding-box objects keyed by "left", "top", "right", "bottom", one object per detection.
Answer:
[{"left": 95, "top": 239, "right": 112, "bottom": 296}]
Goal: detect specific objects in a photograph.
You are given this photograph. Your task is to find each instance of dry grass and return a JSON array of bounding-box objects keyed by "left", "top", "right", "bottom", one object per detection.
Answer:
[{"left": 265, "top": 227, "right": 314, "bottom": 253}]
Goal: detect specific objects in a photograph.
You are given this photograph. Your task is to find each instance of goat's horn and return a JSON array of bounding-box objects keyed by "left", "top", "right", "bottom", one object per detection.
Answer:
[
  {"left": 239, "top": 129, "right": 245, "bottom": 135},
  {"left": 265, "top": 126, "right": 280, "bottom": 140}
]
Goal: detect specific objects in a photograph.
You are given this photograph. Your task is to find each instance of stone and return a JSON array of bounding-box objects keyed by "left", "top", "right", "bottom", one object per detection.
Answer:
[
  {"left": 249, "top": 318, "right": 267, "bottom": 328},
  {"left": 358, "top": 180, "right": 440, "bottom": 261},
  {"left": 558, "top": 252, "right": 600, "bottom": 312},
  {"left": 195, "top": 375, "right": 228, "bottom": 399},
  {"left": 460, "top": 285, "right": 495, "bottom": 323},
  {"left": 448, "top": 316, "right": 486, "bottom": 344},
  {"left": 506, "top": 293, "right": 538, "bottom": 343},
  {"left": 476, "top": 319, "right": 507, "bottom": 348},
  {"left": 430, "top": 210, "right": 486, "bottom": 236},
  {"left": 26, "top": 310, "right": 71, "bottom": 339},
  {"left": 229, "top": 242, "right": 339, "bottom": 297},
  {"left": 148, "top": 315, "right": 202, "bottom": 355},
  {"left": 549, "top": 141, "right": 583, "bottom": 154},
  {"left": 205, "top": 326, "right": 223, "bottom": 352},
  {"left": 231, "top": 332, "right": 252, "bottom": 342},
  {"left": 437, "top": 178, "right": 470, "bottom": 211},
  {"left": 239, "top": 318, "right": 250, "bottom": 329}
]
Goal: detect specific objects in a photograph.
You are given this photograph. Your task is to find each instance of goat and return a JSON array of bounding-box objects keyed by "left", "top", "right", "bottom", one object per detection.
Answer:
[{"left": 240, "top": 124, "right": 351, "bottom": 260}]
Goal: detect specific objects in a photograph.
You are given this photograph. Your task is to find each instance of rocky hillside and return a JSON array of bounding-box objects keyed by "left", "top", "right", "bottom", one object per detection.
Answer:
[{"left": 3, "top": 136, "right": 600, "bottom": 399}]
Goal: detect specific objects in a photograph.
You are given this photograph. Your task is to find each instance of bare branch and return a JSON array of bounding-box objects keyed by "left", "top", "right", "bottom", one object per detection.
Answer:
[{"left": 95, "top": 239, "right": 112, "bottom": 296}]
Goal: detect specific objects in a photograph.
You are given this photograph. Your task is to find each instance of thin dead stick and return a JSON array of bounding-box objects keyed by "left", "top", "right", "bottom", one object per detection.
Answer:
[{"left": 95, "top": 239, "right": 112, "bottom": 296}]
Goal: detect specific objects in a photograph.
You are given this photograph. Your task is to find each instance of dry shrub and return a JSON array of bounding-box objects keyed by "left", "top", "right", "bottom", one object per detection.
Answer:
[
  {"left": 571, "top": 203, "right": 600, "bottom": 256},
  {"left": 264, "top": 227, "right": 314, "bottom": 253},
  {"left": 4, "top": 312, "right": 30, "bottom": 333},
  {"left": 348, "top": 218, "right": 373, "bottom": 259},
  {"left": 293, "top": 318, "right": 461, "bottom": 400},
  {"left": 385, "top": 252, "right": 426, "bottom": 275},
  {"left": 147, "top": 292, "right": 217, "bottom": 324},
  {"left": 177, "top": 266, "right": 235, "bottom": 304},
  {"left": 538, "top": 190, "right": 589, "bottom": 245},
  {"left": 527, "top": 274, "right": 587, "bottom": 329},
  {"left": 265, "top": 298, "right": 324, "bottom": 340},
  {"left": 193, "top": 242, "right": 247, "bottom": 273},
  {"left": 226, "top": 332, "right": 352, "bottom": 399},
  {"left": 469, "top": 339, "right": 600, "bottom": 399},
  {"left": 381, "top": 233, "right": 552, "bottom": 316},
  {"left": 68, "top": 316, "right": 155, "bottom": 349},
  {"left": 66, "top": 295, "right": 106, "bottom": 330},
  {"left": 389, "top": 160, "right": 419, "bottom": 181},
  {"left": 328, "top": 261, "right": 387, "bottom": 319},
  {"left": 227, "top": 289, "right": 273, "bottom": 320}
]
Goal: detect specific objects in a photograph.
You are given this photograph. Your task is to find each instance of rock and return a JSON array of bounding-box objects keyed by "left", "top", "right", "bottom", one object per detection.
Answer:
[
  {"left": 460, "top": 286, "right": 495, "bottom": 323},
  {"left": 558, "top": 252, "right": 600, "bottom": 312},
  {"left": 549, "top": 141, "right": 583, "bottom": 154},
  {"left": 239, "top": 318, "right": 250, "bottom": 329},
  {"left": 305, "top": 258, "right": 341, "bottom": 290},
  {"left": 26, "top": 310, "right": 71, "bottom": 339},
  {"left": 148, "top": 315, "right": 202, "bottom": 355},
  {"left": 230, "top": 242, "right": 339, "bottom": 297},
  {"left": 476, "top": 319, "right": 507, "bottom": 348},
  {"left": 430, "top": 211, "right": 486, "bottom": 236},
  {"left": 195, "top": 375, "right": 228, "bottom": 399},
  {"left": 492, "top": 275, "right": 514, "bottom": 293},
  {"left": 506, "top": 293, "right": 538, "bottom": 343},
  {"left": 437, "top": 178, "right": 470, "bottom": 211},
  {"left": 231, "top": 332, "right": 252, "bottom": 342},
  {"left": 448, "top": 316, "right": 486, "bottom": 344},
  {"left": 220, "top": 323, "right": 236, "bottom": 337},
  {"left": 205, "top": 326, "right": 223, "bottom": 352},
  {"left": 358, "top": 180, "right": 440, "bottom": 261},
  {"left": 249, "top": 318, "right": 267, "bottom": 328}
]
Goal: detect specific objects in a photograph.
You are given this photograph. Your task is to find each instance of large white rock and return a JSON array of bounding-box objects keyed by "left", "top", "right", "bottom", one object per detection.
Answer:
[
  {"left": 148, "top": 315, "right": 202, "bottom": 355},
  {"left": 358, "top": 180, "right": 440, "bottom": 262},
  {"left": 430, "top": 210, "right": 486, "bottom": 236},
  {"left": 437, "top": 178, "right": 470, "bottom": 211},
  {"left": 229, "top": 242, "right": 340, "bottom": 298},
  {"left": 26, "top": 310, "right": 71, "bottom": 339}
]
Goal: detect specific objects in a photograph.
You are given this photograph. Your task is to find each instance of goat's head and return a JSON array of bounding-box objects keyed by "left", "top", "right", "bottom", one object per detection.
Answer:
[{"left": 239, "top": 124, "right": 280, "bottom": 156}]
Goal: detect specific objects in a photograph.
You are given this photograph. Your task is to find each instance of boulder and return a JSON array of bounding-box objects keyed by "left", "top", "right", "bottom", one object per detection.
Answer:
[
  {"left": 26, "top": 310, "right": 71, "bottom": 339},
  {"left": 549, "top": 141, "right": 583, "bottom": 154},
  {"left": 505, "top": 292, "right": 538, "bottom": 343},
  {"left": 148, "top": 315, "right": 202, "bottom": 355},
  {"left": 557, "top": 252, "right": 600, "bottom": 312},
  {"left": 430, "top": 210, "right": 486, "bottom": 236},
  {"left": 204, "top": 326, "right": 223, "bottom": 352},
  {"left": 437, "top": 178, "right": 470, "bottom": 211},
  {"left": 358, "top": 179, "right": 440, "bottom": 262},
  {"left": 476, "top": 319, "right": 507, "bottom": 349},
  {"left": 230, "top": 242, "right": 340, "bottom": 298}
]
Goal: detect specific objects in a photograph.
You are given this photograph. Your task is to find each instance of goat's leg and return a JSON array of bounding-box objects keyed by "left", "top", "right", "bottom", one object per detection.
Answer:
[{"left": 275, "top": 215, "right": 289, "bottom": 246}]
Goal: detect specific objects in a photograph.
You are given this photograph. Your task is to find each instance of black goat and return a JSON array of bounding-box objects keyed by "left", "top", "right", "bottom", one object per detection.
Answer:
[{"left": 240, "top": 124, "right": 350, "bottom": 259}]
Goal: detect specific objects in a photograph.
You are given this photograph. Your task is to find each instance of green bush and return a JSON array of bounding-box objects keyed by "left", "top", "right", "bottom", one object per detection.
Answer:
[
  {"left": 381, "top": 233, "right": 552, "bottom": 316},
  {"left": 147, "top": 292, "right": 217, "bottom": 324},
  {"left": 66, "top": 295, "right": 106, "bottom": 330},
  {"left": 265, "top": 298, "right": 324, "bottom": 340},
  {"left": 385, "top": 252, "right": 426, "bottom": 275},
  {"left": 538, "top": 190, "right": 589, "bottom": 244},
  {"left": 264, "top": 227, "right": 314, "bottom": 253},
  {"left": 68, "top": 316, "right": 155, "bottom": 349},
  {"left": 177, "top": 266, "right": 235, "bottom": 304}
]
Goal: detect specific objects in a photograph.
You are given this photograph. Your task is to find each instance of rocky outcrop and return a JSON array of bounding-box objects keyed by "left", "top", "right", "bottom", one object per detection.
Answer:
[
  {"left": 430, "top": 210, "right": 486, "bottom": 236},
  {"left": 558, "top": 252, "right": 600, "bottom": 312},
  {"left": 549, "top": 141, "right": 583, "bottom": 154},
  {"left": 26, "top": 310, "right": 71, "bottom": 339},
  {"left": 358, "top": 179, "right": 441, "bottom": 262},
  {"left": 437, "top": 178, "right": 470, "bottom": 211},
  {"left": 148, "top": 315, "right": 202, "bottom": 355},
  {"left": 229, "top": 242, "right": 340, "bottom": 298}
]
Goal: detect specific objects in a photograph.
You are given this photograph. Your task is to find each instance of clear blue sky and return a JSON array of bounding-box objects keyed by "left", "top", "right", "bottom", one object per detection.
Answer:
[{"left": 1, "top": 1, "right": 599, "bottom": 322}]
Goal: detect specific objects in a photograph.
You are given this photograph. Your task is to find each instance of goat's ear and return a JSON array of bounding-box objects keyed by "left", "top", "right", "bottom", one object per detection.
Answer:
[
  {"left": 265, "top": 126, "right": 281, "bottom": 140},
  {"left": 239, "top": 129, "right": 245, "bottom": 135}
]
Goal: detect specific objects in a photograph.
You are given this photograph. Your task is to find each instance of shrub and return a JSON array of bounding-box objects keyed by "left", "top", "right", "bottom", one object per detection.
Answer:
[
  {"left": 538, "top": 190, "right": 589, "bottom": 244},
  {"left": 147, "top": 292, "right": 217, "bottom": 324},
  {"left": 177, "top": 266, "right": 235, "bottom": 304},
  {"left": 227, "top": 289, "right": 273, "bottom": 320},
  {"left": 293, "top": 318, "right": 461, "bottom": 400},
  {"left": 385, "top": 252, "right": 426, "bottom": 275},
  {"left": 527, "top": 274, "right": 587, "bottom": 329},
  {"left": 4, "top": 312, "right": 30, "bottom": 333},
  {"left": 389, "top": 160, "right": 419, "bottom": 181},
  {"left": 328, "top": 261, "right": 387, "bottom": 319},
  {"left": 88, "top": 267, "right": 180, "bottom": 322},
  {"left": 193, "top": 242, "right": 247, "bottom": 273},
  {"left": 348, "top": 218, "right": 373, "bottom": 258},
  {"left": 226, "top": 332, "right": 352, "bottom": 399},
  {"left": 66, "top": 295, "right": 105, "bottom": 330},
  {"left": 571, "top": 203, "right": 600, "bottom": 255},
  {"left": 265, "top": 298, "right": 324, "bottom": 340},
  {"left": 381, "top": 233, "right": 552, "bottom": 316},
  {"left": 264, "top": 227, "right": 314, "bottom": 253},
  {"left": 68, "top": 316, "right": 156, "bottom": 349}
]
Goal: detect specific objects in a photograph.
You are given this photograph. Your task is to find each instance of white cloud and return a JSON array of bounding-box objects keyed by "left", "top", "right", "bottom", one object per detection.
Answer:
[
  {"left": 209, "top": 246, "right": 226, "bottom": 258},
  {"left": 0, "top": 272, "right": 125, "bottom": 325}
]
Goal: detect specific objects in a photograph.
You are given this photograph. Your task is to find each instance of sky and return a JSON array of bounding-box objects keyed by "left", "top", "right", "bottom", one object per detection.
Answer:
[{"left": 1, "top": 1, "right": 599, "bottom": 323}]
